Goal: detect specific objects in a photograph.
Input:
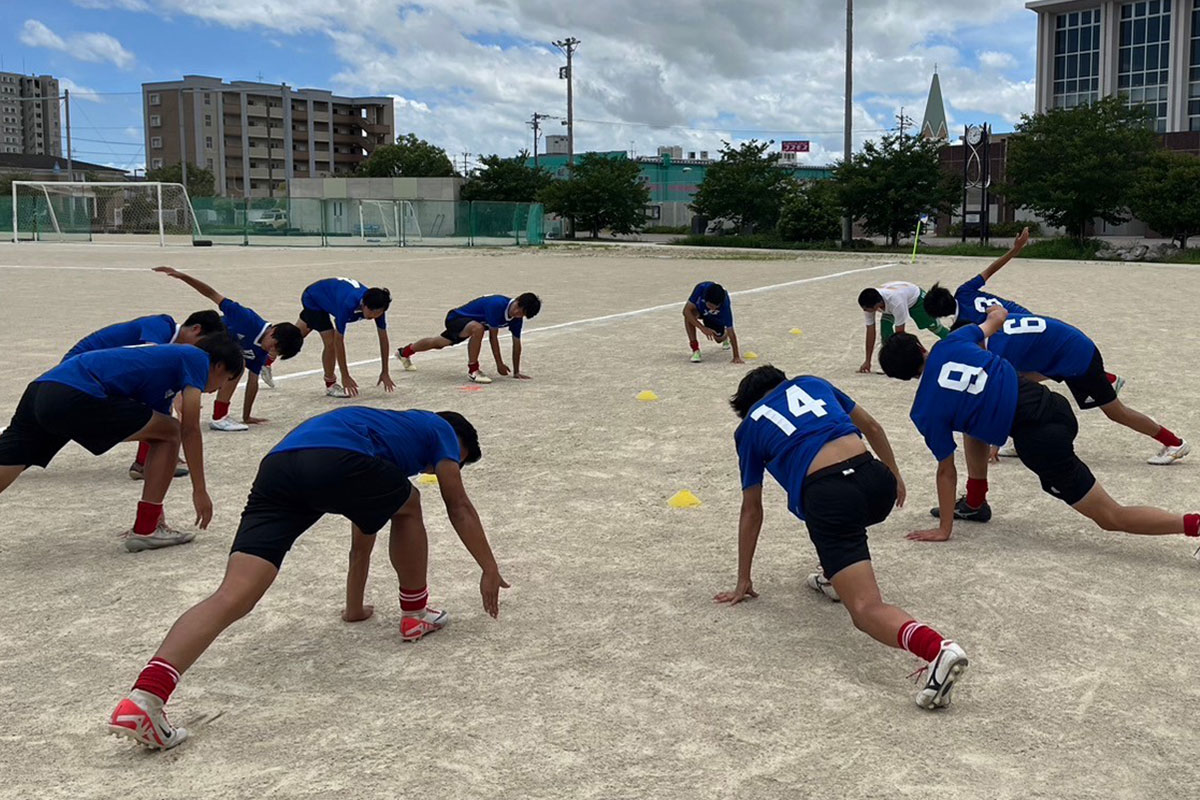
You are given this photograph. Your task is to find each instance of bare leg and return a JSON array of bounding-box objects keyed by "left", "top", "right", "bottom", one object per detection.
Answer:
[
  {"left": 409, "top": 335, "right": 454, "bottom": 353},
  {"left": 963, "top": 434, "right": 991, "bottom": 482},
  {"left": 829, "top": 560, "right": 917, "bottom": 648},
  {"left": 319, "top": 329, "right": 337, "bottom": 382},
  {"left": 295, "top": 318, "right": 313, "bottom": 338},
  {"left": 0, "top": 464, "right": 26, "bottom": 494},
  {"left": 464, "top": 322, "right": 486, "bottom": 366},
  {"left": 126, "top": 413, "right": 181, "bottom": 504},
  {"left": 1072, "top": 481, "right": 1186, "bottom": 535},
  {"left": 388, "top": 490, "right": 428, "bottom": 589},
  {"left": 151, "top": 553, "right": 278, "bottom": 674},
  {"left": 684, "top": 316, "right": 700, "bottom": 347},
  {"left": 1099, "top": 399, "right": 1163, "bottom": 439},
  {"left": 215, "top": 375, "right": 238, "bottom": 409}
]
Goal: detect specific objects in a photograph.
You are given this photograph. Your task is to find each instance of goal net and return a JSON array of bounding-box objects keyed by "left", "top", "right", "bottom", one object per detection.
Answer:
[
  {"left": 10, "top": 181, "right": 200, "bottom": 245},
  {"left": 357, "top": 200, "right": 399, "bottom": 244}
]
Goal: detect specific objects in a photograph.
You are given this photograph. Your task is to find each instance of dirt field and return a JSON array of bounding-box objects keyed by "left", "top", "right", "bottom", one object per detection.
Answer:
[{"left": 0, "top": 241, "right": 1197, "bottom": 799}]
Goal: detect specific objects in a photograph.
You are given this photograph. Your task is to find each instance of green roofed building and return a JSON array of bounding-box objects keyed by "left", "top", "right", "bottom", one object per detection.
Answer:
[{"left": 921, "top": 69, "right": 949, "bottom": 141}]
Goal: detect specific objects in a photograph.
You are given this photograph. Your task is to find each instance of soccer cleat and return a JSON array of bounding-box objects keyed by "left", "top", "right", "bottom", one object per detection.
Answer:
[
  {"left": 468, "top": 370, "right": 493, "bottom": 384},
  {"left": 259, "top": 365, "right": 275, "bottom": 389},
  {"left": 1112, "top": 375, "right": 1125, "bottom": 396},
  {"left": 915, "top": 641, "right": 969, "bottom": 709},
  {"left": 930, "top": 497, "right": 992, "bottom": 522},
  {"left": 128, "top": 460, "right": 188, "bottom": 480},
  {"left": 325, "top": 384, "right": 350, "bottom": 398},
  {"left": 397, "top": 348, "right": 416, "bottom": 371},
  {"left": 400, "top": 607, "right": 449, "bottom": 642},
  {"left": 1148, "top": 440, "right": 1191, "bottom": 466},
  {"left": 997, "top": 441, "right": 1019, "bottom": 458},
  {"left": 690, "top": 351, "right": 702, "bottom": 363},
  {"left": 805, "top": 572, "right": 840, "bottom": 602},
  {"left": 721, "top": 338, "right": 731, "bottom": 351},
  {"left": 109, "top": 689, "right": 188, "bottom": 750},
  {"left": 123, "top": 521, "right": 195, "bottom": 553},
  {"left": 209, "top": 417, "right": 249, "bottom": 432}
]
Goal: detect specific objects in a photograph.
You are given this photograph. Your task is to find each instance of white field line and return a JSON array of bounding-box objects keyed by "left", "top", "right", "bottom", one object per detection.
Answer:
[{"left": 271, "top": 261, "right": 901, "bottom": 382}]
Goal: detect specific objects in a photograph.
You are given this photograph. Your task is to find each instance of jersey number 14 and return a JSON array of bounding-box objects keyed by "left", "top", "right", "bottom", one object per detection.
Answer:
[{"left": 750, "top": 385, "right": 828, "bottom": 436}]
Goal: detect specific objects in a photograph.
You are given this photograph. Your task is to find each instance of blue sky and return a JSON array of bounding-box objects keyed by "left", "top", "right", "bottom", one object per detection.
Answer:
[{"left": 3, "top": 1, "right": 1040, "bottom": 172}]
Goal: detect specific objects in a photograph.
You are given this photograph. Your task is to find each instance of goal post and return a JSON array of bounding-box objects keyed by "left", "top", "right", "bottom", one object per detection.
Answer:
[{"left": 10, "top": 181, "right": 202, "bottom": 245}]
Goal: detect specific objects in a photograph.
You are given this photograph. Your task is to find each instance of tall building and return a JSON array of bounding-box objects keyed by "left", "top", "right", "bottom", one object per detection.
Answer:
[
  {"left": 920, "top": 69, "right": 949, "bottom": 141},
  {"left": 142, "top": 75, "right": 395, "bottom": 197},
  {"left": 1027, "top": 0, "right": 1200, "bottom": 132},
  {"left": 0, "top": 72, "right": 62, "bottom": 157}
]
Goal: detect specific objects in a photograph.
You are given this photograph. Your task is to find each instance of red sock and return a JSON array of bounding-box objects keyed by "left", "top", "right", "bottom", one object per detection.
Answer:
[
  {"left": 468, "top": 361, "right": 480, "bottom": 373},
  {"left": 1154, "top": 427, "right": 1183, "bottom": 448},
  {"left": 1105, "top": 372, "right": 1118, "bottom": 384},
  {"left": 898, "top": 620, "right": 946, "bottom": 663},
  {"left": 400, "top": 586, "right": 428, "bottom": 615},
  {"left": 265, "top": 355, "right": 276, "bottom": 366},
  {"left": 689, "top": 340, "right": 700, "bottom": 352},
  {"left": 135, "top": 441, "right": 150, "bottom": 467},
  {"left": 965, "top": 478, "right": 988, "bottom": 509},
  {"left": 213, "top": 401, "right": 230, "bottom": 421},
  {"left": 133, "top": 657, "right": 181, "bottom": 703},
  {"left": 1185, "top": 514, "right": 1200, "bottom": 537},
  {"left": 133, "top": 501, "right": 162, "bottom": 535},
  {"left": 400, "top": 344, "right": 415, "bottom": 359},
  {"left": 324, "top": 377, "right": 336, "bottom": 388}
]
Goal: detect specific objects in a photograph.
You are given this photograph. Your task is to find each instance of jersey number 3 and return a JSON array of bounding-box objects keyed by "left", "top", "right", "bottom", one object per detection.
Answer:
[{"left": 750, "top": 385, "right": 828, "bottom": 435}]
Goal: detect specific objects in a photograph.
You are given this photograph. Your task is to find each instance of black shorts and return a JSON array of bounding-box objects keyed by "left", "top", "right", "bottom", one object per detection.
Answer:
[
  {"left": 230, "top": 448, "right": 414, "bottom": 568},
  {"left": 800, "top": 453, "right": 896, "bottom": 579},
  {"left": 0, "top": 381, "right": 153, "bottom": 468},
  {"left": 299, "top": 307, "right": 333, "bottom": 334},
  {"left": 701, "top": 313, "right": 726, "bottom": 337},
  {"left": 440, "top": 312, "right": 476, "bottom": 344},
  {"left": 1058, "top": 347, "right": 1116, "bottom": 410},
  {"left": 1010, "top": 379, "right": 1097, "bottom": 505}
]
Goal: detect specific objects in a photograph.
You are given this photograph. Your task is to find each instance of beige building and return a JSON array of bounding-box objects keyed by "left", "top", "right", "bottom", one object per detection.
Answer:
[
  {"left": 142, "top": 75, "right": 395, "bottom": 198},
  {"left": 0, "top": 72, "right": 62, "bottom": 157}
]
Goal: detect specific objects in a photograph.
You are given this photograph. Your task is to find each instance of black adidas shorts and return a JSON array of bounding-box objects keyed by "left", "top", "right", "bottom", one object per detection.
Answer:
[
  {"left": 1010, "top": 379, "right": 1096, "bottom": 505},
  {"left": 800, "top": 453, "right": 897, "bottom": 579},
  {"left": 440, "top": 312, "right": 476, "bottom": 344},
  {"left": 1059, "top": 347, "right": 1116, "bottom": 410},
  {"left": 0, "top": 381, "right": 153, "bottom": 468},
  {"left": 230, "top": 448, "right": 414, "bottom": 568}
]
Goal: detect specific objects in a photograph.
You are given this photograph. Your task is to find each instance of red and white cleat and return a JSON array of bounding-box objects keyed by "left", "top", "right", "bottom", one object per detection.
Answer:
[
  {"left": 108, "top": 689, "right": 188, "bottom": 750},
  {"left": 400, "top": 607, "right": 449, "bottom": 642}
]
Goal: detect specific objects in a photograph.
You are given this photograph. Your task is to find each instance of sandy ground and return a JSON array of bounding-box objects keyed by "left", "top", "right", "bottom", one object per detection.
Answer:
[{"left": 0, "top": 241, "right": 1198, "bottom": 799}]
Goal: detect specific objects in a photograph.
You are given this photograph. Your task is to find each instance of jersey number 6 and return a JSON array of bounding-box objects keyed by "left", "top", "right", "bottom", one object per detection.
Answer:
[
  {"left": 1002, "top": 317, "right": 1046, "bottom": 335},
  {"left": 750, "top": 385, "right": 828, "bottom": 436}
]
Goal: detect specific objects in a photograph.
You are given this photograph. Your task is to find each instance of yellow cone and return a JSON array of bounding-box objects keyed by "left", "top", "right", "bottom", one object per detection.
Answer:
[
  {"left": 668, "top": 490, "right": 702, "bottom": 508},
  {"left": 417, "top": 474, "right": 439, "bottom": 485},
  {"left": 789, "top": 328, "right": 803, "bottom": 335},
  {"left": 744, "top": 351, "right": 759, "bottom": 360},
  {"left": 636, "top": 390, "right": 659, "bottom": 402}
]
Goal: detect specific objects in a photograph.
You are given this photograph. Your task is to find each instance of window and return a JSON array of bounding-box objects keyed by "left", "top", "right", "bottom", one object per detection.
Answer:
[
  {"left": 204, "top": 93, "right": 211, "bottom": 105},
  {"left": 1190, "top": 0, "right": 1200, "bottom": 129},
  {"left": 205, "top": 114, "right": 212, "bottom": 126},
  {"left": 1052, "top": 8, "right": 1103, "bottom": 109},
  {"left": 149, "top": 92, "right": 160, "bottom": 105},
  {"left": 150, "top": 114, "right": 161, "bottom": 127},
  {"left": 1118, "top": 0, "right": 1173, "bottom": 132},
  {"left": 205, "top": 136, "right": 213, "bottom": 149},
  {"left": 151, "top": 136, "right": 162, "bottom": 149},
  {"left": 151, "top": 158, "right": 164, "bottom": 168},
  {"left": 207, "top": 158, "right": 214, "bottom": 170}
]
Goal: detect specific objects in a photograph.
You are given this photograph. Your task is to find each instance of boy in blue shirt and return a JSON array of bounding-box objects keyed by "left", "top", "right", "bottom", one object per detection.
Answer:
[
  {"left": 296, "top": 277, "right": 394, "bottom": 398},
  {"left": 108, "top": 407, "right": 508, "bottom": 750},
  {"left": 922, "top": 227, "right": 1033, "bottom": 327},
  {"left": 683, "top": 281, "right": 743, "bottom": 364},
  {"left": 878, "top": 305, "right": 1200, "bottom": 544},
  {"left": 63, "top": 310, "right": 225, "bottom": 361},
  {"left": 0, "top": 337, "right": 245, "bottom": 551},
  {"left": 398, "top": 292, "right": 542, "bottom": 384},
  {"left": 714, "top": 365, "right": 967, "bottom": 710},
  {"left": 153, "top": 267, "right": 304, "bottom": 431}
]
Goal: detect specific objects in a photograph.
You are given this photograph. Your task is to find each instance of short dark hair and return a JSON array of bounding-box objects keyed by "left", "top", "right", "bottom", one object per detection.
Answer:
[
  {"left": 363, "top": 287, "right": 392, "bottom": 312},
  {"left": 858, "top": 288, "right": 883, "bottom": 309},
  {"left": 702, "top": 283, "right": 727, "bottom": 306},
  {"left": 923, "top": 283, "right": 956, "bottom": 318},
  {"left": 270, "top": 322, "right": 304, "bottom": 359},
  {"left": 436, "top": 411, "right": 481, "bottom": 465},
  {"left": 878, "top": 332, "right": 926, "bottom": 380},
  {"left": 730, "top": 365, "right": 787, "bottom": 419},
  {"left": 182, "top": 309, "right": 225, "bottom": 335},
  {"left": 515, "top": 292, "right": 541, "bottom": 318},
  {"left": 195, "top": 332, "right": 245, "bottom": 381}
]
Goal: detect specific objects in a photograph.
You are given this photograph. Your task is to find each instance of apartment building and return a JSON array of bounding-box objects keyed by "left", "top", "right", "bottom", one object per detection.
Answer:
[
  {"left": 142, "top": 75, "right": 395, "bottom": 197},
  {"left": 0, "top": 72, "right": 62, "bottom": 156}
]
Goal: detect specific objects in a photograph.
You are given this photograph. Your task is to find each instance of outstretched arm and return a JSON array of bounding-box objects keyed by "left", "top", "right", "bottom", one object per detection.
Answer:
[
  {"left": 727, "top": 328, "right": 743, "bottom": 363},
  {"left": 979, "top": 226, "right": 1030, "bottom": 282},
  {"left": 512, "top": 338, "right": 530, "bottom": 379},
  {"left": 684, "top": 302, "right": 716, "bottom": 340},
  {"left": 436, "top": 460, "right": 509, "bottom": 618},
  {"left": 714, "top": 486, "right": 764, "bottom": 605},
  {"left": 376, "top": 327, "right": 395, "bottom": 392},
  {"left": 849, "top": 405, "right": 905, "bottom": 508},
  {"left": 153, "top": 266, "right": 225, "bottom": 306},
  {"left": 343, "top": 525, "right": 377, "bottom": 622},
  {"left": 179, "top": 387, "right": 212, "bottom": 529},
  {"left": 979, "top": 303, "right": 1009, "bottom": 339},
  {"left": 909, "top": 456, "right": 957, "bottom": 542},
  {"left": 860, "top": 323, "right": 877, "bottom": 372},
  {"left": 489, "top": 328, "right": 509, "bottom": 375}
]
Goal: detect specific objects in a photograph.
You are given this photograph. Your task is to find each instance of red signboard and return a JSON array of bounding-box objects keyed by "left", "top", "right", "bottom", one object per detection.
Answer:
[{"left": 781, "top": 140, "right": 810, "bottom": 153}]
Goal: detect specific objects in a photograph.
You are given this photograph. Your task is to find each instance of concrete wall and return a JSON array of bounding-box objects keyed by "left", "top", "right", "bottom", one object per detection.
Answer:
[{"left": 288, "top": 177, "right": 461, "bottom": 201}]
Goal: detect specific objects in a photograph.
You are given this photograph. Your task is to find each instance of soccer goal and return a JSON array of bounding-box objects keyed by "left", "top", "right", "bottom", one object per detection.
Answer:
[
  {"left": 357, "top": 199, "right": 399, "bottom": 245},
  {"left": 10, "top": 181, "right": 201, "bottom": 245}
]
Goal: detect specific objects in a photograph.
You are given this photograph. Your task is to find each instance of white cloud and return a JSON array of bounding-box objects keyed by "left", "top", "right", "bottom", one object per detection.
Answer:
[
  {"left": 20, "top": 19, "right": 135, "bottom": 69},
  {"left": 58, "top": 78, "right": 103, "bottom": 103},
  {"left": 71, "top": 0, "right": 151, "bottom": 9},
  {"left": 980, "top": 50, "right": 1019, "bottom": 70}
]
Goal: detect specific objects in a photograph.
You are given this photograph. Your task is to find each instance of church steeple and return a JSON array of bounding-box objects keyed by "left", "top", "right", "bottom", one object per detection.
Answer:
[{"left": 921, "top": 67, "right": 948, "bottom": 141}]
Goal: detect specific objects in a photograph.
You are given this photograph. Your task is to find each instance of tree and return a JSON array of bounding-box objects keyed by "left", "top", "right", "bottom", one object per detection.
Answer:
[
  {"left": 1001, "top": 96, "right": 1158, "bottom": 242},
  {"left": 690, "top": 140, "right": 796, "bottom": 232},
  {"left": 835, "top": 131, "right": 957, "bottom": 246},
  {"left": 1128, "top": 149, "right": 1200, "bottom": 248},
  {"left": 461, "top": 152, "right": 553, "bottom": 202},
  {"left": 144, "top": 162, "right": 216, "bottom": 197},
  {"left": 538, "top": 152, "right": 650, "bottom": 238},
  {"left": 357, "top": 132, "right": 455, "bottom": 178},
  {"left": 778, "top": 180, "right": 842, "bottom": 242}
]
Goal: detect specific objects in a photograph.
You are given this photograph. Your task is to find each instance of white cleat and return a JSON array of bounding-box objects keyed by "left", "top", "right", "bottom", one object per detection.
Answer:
[
  {"left": 259, "top": 365, "right": 275, "bottom": 388},
  {"left": 915, "top": 641, "right": 969, "bottom": 710},
  {"left": 468, "top": 370, "right": 493, "bottom": 384},
  {"left": 397, "top": 348, "right": 416, "bottom": 371},
  {"left": 1112, "top": 375, "right": 1125, "bottom": 396},
  {"left": 997, "top": 441, "right": 1019, "bottom": 458},
  {"left": 1148, "top": 440, "right": 1190, "bottom": 465},
  {"left": 123, "top": 521, "right": 195, "bottom": 553},
  {"left": 209, "top": 417, "right": 249, "bottom": 432},
  {"left": 108, "top": 689, "right": 188, "bottom": 750},
  {"left": 400, "top": 607, "right": 449, "bottom": 642},
  {"left": 805, "top": 572, "right": 840, "bottom": 602},
  {"left": 325, "top": 384, "right": 350, "bottom": 398}
]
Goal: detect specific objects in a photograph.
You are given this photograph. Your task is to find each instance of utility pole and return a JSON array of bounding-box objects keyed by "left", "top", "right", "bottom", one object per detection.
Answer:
[
  {"left": 461, "top": 151, "right": 471, "bottom": 176},
  {"left": 267, "top": 117, "right": 274, "bottom": 199},
  {"left": 897, "top": 108, "right": 914, "bottom": 138},
  {"left": 530, "top": 113, "right": 551, "bottom": 169},
  {"left": 552, "top": 37, "right": 580, "bottom": 166},
  {"left": 841, "top": 0, "right": 853, "bottom": 247},
  {"left": 63, "top": 88, "right": 72, "bottom": 180}
]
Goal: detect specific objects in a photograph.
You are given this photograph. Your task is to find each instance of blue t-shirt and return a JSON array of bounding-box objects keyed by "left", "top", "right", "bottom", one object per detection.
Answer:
[
  {"left": 38, "top": 344, "right": 210, "bottom": 414},
  {"left": 452, "top": 295, "right": 524, "bottom": 339},
  {"left": 220, "top": 298, "right": 271, "bottom": 375},
  {"left": 302, "top": 278, "right": 387, "bottom": 335},
  {"left": 986, "top": 314, "right": 1095, "bottom": 379},
  {"left": 688, "top": 281, "right": 734, "bottom": 328},
  {"left": 952, "top": 275, "right": 1032, "bottom": 325},
  {"left": 63, "top": 314, "right": 178, "bottom": 361},
  {"left": 270, "top": 408, "right": 463, "bottom": 475},
  {"left": 734, "top": 376, "right": 861, "bottom": 520},
  {"left": 910, "top": 325, "right": 1019, "bottom": 461}
]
